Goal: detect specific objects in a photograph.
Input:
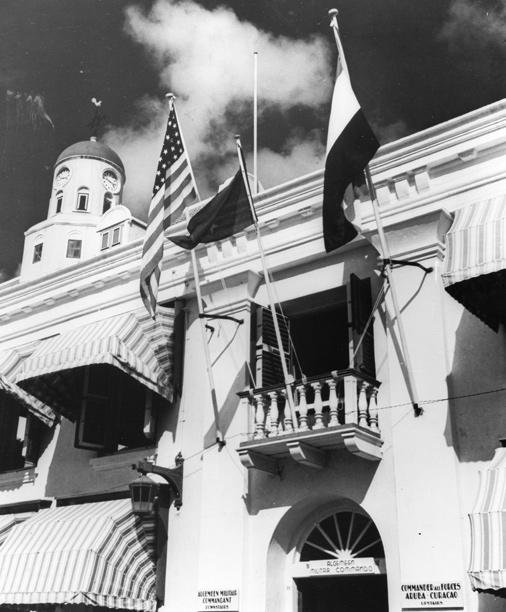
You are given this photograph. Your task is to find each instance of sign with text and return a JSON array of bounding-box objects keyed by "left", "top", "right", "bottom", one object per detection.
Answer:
[
  {"left": 292, "top": 557, "right": 385, "bottom": 578},
  {"left": 401, "top": 581, "right": 464, "bottom": 609},
  {"left": 197, "top": 588, "right": 239, "bottom": 612}
]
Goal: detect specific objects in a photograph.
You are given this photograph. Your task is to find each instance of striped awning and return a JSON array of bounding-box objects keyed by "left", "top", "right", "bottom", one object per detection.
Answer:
[
  {"left": 0, "top": 513, "right": 32, "bottom": 548},
  {"left": 0, "top": 349, "right": 56, "bottom": 427},
  {"left": 16, "top": 306, "right": 175, "bottom": 414},
  {"left": 469, "top": 443, "right": 506, "bottom": 591},
  {"left": 442, "top": 196, "right": 506, "bottom": 331},
  {"left": 0, "top": 499, "right": 157, "bottom": 611}
]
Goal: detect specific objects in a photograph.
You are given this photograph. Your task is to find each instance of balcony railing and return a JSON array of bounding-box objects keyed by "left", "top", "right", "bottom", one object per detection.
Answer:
[{"left": 237, "top": 369, "right": 382, "bottom": 471}]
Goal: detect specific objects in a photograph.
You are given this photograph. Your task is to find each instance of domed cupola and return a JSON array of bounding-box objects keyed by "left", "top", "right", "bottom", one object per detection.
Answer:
[
  {"left": 19, "top": 137, "right": 144, "bottom": 282},
  {"left": 50, "top": 136, "right": 125, "bottom": 218}
]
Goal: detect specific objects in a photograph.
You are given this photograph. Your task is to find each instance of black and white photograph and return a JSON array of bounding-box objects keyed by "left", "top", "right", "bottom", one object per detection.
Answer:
[{"left": 0, "top": 1, "right": 505, "bottom": 611}]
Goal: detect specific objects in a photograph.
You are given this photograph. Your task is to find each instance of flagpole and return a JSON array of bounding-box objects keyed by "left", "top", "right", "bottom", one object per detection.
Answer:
[
  {"left": 234, "top": 135, "right": 298, "bottom": 428},
  {"left": 253, "top": 51, "right": 258, "bottom": 195},
  {"left": 328, "top": 10, "right": 422, "bottom": 416},
  {"left": 169, "top": 94, "right": 226, "bottom": 444}
]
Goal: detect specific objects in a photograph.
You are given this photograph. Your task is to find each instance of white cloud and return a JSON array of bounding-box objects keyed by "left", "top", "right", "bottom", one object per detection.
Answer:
[
  {"left": 104, "top": 0, "right": 333, "bottom": 218},
  {"left": 440, "top": 0, "right": 506, "bottom": 48}
]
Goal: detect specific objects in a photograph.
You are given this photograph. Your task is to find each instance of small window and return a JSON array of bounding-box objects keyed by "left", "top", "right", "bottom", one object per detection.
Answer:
[
  {"left": 111, "top": 226, "right": 121, "bottom": 246},
  {"left": 56, "top": 192, "right": 63, "bottom": 214},
  {"left": 102, "top": 192, "right": 113, "bottom": 214},
  {"left": 66, "top": 239, "right": 82, "bottom": 259},
  {"left": 33, "top": 243, "right": 43, "bottom": 263},
  {"left": 76, "top": 191, "right": 89, "bottom": 211},
  {"left": 101, "top": 232, "right": 109, "bottom": 250}
]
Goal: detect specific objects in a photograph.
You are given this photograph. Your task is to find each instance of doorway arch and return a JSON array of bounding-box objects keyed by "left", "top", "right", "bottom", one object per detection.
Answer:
[{"left": 292, "top": 509, "right": 388, "bottom": 612}]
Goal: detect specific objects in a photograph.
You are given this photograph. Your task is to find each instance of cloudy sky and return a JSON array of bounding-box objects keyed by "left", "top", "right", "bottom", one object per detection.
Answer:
[{"left": 0, "top": 0, "right": 504, "bottom": 279}]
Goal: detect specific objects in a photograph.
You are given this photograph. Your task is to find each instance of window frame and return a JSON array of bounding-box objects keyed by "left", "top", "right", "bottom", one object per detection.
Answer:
[
  {"left": 0, "top": 396, "right": 45, "bottom": 473},
  {"left": 75, "top": 366, "right": 155, "bottom": 454},
  {"left": 76, "top": 190, "right": 89, "bottom": 212},
  {"left": 32, "top": 243, "right": 43, "bottom": 263},
  {"left": 55, "top": 192, "right": 63, "bottom": 214},
  {"left": 102, "top": 192, "right": 113, "bottom": 214},
  {"left": 66, "top": 238, "right": 82, "bottom": 259},
  {"left": 101, "top": 232, "right": 110, "bottom": 251},
  {"left": 111, "top": 226, "right": 121, "bottom": 246}
]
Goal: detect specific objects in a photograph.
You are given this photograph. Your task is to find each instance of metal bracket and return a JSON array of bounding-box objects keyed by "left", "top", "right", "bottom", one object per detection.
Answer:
[
  {"left": 136, "top": 453, "right": 184, "bottom": 510},
  {"left": 199, "top": 313, "right": 244, "bottom": 325},
  {"left": 381, "top": 258, "right": 433, "bottom": 275}
]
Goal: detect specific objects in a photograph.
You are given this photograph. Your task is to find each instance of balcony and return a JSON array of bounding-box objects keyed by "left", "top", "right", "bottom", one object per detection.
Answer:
[{"left": 237, "top": 369, "right": 382, "bottom": 472}]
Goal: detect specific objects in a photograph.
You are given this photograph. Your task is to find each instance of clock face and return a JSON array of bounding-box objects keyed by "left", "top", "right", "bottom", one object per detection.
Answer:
[
  {"left": 54, "top": 166, "right": 70, "bottom": 189},
  {"left": 102, "top": 169, "right": 120, "bottom": 193}
]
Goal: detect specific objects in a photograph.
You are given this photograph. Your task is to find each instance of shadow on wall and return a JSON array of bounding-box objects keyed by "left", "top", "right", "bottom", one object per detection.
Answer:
[
  {"left": 245, "top": 449, "right": 380, "bottom": 516},
  {"left": 203, "top": 363, "right": 247, "bottom": 449},
  {"left": 477, "top": 590, "right": 506, "bottom": 612},
  {"left": 445, "top": 310, "right": 506, "bottom": 463}
]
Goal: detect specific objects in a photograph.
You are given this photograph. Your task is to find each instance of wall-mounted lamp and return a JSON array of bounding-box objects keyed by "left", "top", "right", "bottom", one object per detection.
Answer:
[{"left": 130, "top": 453, "right": 184, "bottom": 514}]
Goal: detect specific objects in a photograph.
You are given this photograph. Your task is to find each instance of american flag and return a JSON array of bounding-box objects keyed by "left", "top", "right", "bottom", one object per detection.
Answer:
[{"left": 140, "top": 101, "right": 197, "bottom": 317}]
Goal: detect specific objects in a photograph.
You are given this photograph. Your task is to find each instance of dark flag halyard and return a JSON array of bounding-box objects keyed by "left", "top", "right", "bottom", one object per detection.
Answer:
[
  {"left": 140, "top": 98, "right": 197, "bottom": 317},
  {"left": 170, "top": 169, "right": 254, "bottom": 250},
  {"left": 323, "top": 16, "right": 379, "bottom": 253}
]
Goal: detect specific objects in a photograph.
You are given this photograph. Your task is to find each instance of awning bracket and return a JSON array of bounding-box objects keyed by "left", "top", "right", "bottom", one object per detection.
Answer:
[
  {"left": 199, "top": 313, "right": 244, "bottom": 325},
  {"left": 380, "top": 259, "right": 433, "bottom": 275}
]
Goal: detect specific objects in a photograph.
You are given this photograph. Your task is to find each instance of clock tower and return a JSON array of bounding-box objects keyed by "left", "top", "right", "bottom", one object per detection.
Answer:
[{"left": 19, "top": 137, "right": 145, "bottom": 281}]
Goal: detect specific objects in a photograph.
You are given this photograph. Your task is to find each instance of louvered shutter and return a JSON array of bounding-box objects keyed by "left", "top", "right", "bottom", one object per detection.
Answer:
[
  {"left": 350, "top": 274, "right": 376, "bottom": 377},
  {"left": 251, "top": 304, "right": 292, "bottom": 388},
  {"left": 75, "top": 366, "right": 113, "bottom": 451}
]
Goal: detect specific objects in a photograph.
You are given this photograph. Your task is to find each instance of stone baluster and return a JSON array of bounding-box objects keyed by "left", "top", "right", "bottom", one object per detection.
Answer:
[
  {"left": 253, "top": 394, "right": 265, "bottom": 439},
  {"left": 343, "top": 374, "right": 358, "bottom": 424},
  {"left": 369, "top": 388, "right": 379, "bottom": 432},
  {"left": 337, "top": 381, "right": 345, "bottom": 425},
  {"left": 268, "top": 391, "right": 280, "bottom": 436},
  {"left": 358, "top": 382, "right": 369, "bottom": 428},
  {"left": 296, "top": 383, "right": 308, "bottom": 431},
  {"left": 327, "top": 378, "right": 339, "bottom": 427},
  {"left": 312, "top": 382, "right": 324, "bottom": 430},
  {"left": 282, "top": 389, "right": 294, "bottom": 433}
]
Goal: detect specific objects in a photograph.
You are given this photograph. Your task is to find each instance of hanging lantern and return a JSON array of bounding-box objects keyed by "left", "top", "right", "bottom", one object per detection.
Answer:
[{"left": 129, "top": 474, "right": 158, "bottom": 515}]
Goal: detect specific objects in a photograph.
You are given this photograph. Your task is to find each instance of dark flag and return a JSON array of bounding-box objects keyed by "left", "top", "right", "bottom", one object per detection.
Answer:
[
  {"left": 170, "top": 169, "right": 254, "bottom": 250},
  {"left": 323, "top": 36, "right": 379, "bottom": 253}
]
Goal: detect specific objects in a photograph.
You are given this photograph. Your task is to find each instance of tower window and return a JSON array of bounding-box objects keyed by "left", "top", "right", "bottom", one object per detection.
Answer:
[
  {"left": 33, "top": 243, "right": 43, "bottom": 263},
  {"left": 101, "top": 232, "right": 109, "bottom": 250},
  {"left": 76, "top": 191, "right": 89, "bottom": 212},
  {"left": 111, "top": 226, "right": 121, "bottom": 246},
  {"left": 56, "top": 192, "right": 63, "bottom": 214},
  {"left": 66, "top": 239, "right": 82, "bottom": 259},
  {"left": 103, "top": 192, "right": 113, "bottom": 214}
]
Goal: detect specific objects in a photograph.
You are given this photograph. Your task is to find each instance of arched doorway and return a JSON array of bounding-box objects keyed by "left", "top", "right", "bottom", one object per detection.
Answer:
[{"left": 293, "top": 510, "right": 388, "bottom": 612}]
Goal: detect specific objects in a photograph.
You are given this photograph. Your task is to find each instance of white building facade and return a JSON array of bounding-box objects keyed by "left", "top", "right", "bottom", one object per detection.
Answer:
[{"left": 0, "top": 101, "right": 505, "bottom": 612}]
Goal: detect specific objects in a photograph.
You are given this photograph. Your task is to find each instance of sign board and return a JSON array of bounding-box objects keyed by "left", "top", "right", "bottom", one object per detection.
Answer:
[
  {"left": 197, "top": 588, "right": 239, "bottom": 612},
  {"left": 292, "top": 557, "right": 385, "bottom": 578},
  {"left": 401, "top": 582, "right": 464, "bottom": 610}
]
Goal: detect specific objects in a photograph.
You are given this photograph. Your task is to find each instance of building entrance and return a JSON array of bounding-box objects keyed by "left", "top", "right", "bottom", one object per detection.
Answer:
[{"left": 293, "top": 511, "right": 388, "bottom": 612}]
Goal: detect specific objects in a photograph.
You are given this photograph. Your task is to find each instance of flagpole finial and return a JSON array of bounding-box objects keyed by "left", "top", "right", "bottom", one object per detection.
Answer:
[
  {"left": 165, "top": 92, "right": 176, "bottom": 100},
  {"left": 234, "top": 134, "right": 241, "bottom": 144},
  {"left": 328, "top": 8, "right": 339, "bottom": 26}
]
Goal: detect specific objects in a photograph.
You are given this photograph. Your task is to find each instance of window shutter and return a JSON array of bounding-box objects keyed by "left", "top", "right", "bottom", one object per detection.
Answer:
[
  {"left": 75, "top": 366, "right": 112, "bottom": 451},
  {"left": 350, "top": 274, "right": 376, "bottom": 377},
  {"left": 251, "top": 304, "right": 292, "bottom": 388},
  {"left": 24, "top": 416, "right": 46, "bottom": 465}
]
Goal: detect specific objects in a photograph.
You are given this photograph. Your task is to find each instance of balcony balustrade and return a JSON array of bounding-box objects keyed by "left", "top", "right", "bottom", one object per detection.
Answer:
[{"left": 237, "top": 369, "right": 382, "bottom": 472}]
